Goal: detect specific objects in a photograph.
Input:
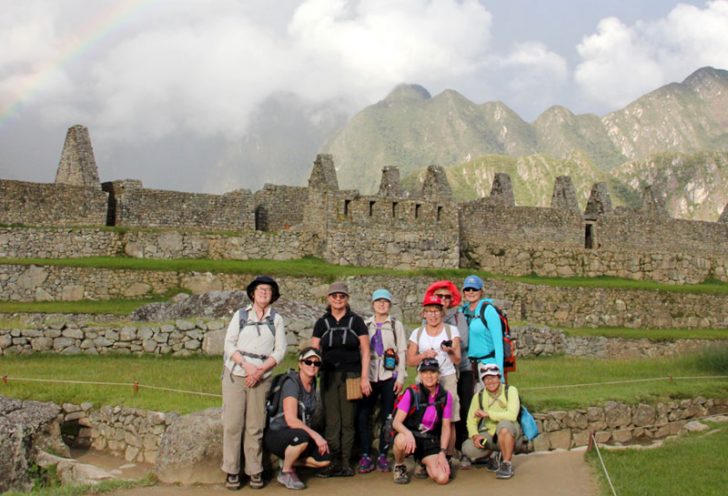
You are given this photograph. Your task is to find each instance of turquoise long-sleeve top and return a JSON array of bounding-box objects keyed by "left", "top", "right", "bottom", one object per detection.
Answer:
[{"left": 462, "top": 298, "right": 504, "bottom": 379}]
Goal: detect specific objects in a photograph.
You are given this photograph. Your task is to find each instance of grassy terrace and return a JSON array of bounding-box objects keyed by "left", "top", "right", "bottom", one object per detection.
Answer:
[
  {"left": 2, "top": 348, "right": 727, "bottom": 414},
  {"left": 2, "top": 256, "right": 728, "bottom": 294},
  {"left": 587, "top": 420, "right": 728, "bottom": 496}
]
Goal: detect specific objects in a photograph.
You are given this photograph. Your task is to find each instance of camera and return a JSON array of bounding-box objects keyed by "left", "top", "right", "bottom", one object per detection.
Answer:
[{"left": 441, "top": 340, "right": 453, "bottom": 349}]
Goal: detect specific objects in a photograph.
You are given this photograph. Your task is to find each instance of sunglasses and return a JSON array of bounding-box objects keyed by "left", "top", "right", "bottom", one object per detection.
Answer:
[
  {"left": 463, "top": 288, "right": 480, "bottom": 293},
  {"left": 302, "top": 359, "right": 322, "bottom": 367},
  {"left": 434, "top": 293, "right": 452, "bottom": 299},
  {"left": 329, "top": 293, "right": 348, "bottom": 300}
]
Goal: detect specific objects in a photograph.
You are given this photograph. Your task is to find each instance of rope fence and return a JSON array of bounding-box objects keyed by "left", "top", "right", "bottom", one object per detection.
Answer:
[
  {"left": 589, "top": 432, "right": 619, "bottom": 496},
  {"left": 0, "top": 375, "right": 222, "bottom": 398},
  {"left": 2, "top": 374, "right": 728, "bottom": 399}
]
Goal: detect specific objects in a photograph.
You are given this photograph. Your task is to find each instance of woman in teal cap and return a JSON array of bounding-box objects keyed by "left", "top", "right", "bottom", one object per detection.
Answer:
[
  {"left": 460, "top": 275, "right": 505, "bottom": 382},
  {"left": 356, "top": 288, "right": 407, "bottom": 473}
]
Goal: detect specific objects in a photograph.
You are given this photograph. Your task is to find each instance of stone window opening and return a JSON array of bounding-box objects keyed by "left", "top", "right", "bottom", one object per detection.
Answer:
[
  {"left": 254, "top": 205, "right": 267, "bottom": 231},
  {"left": 415, "top": 203, "right": 421, "bottom": 219},
  {"left": 344, "top": 199, "right": 351, "bottom": 218},
  {"left": 369, "top": 201, "right": 375, "bottom": 216},
  {"left": 392, "top": 202, "right": 398, "bottom": 218},
  {"left": 585, "top": 223, "right": 594, "bottom": 249},
  {"left": 437, "top": 206, "right": 443, "bottom": 222}
]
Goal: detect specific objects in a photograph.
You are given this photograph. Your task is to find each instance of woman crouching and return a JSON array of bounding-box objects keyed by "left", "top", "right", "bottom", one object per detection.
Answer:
[
  {"left": 391, "top": 357, "right": 452, "bottom": 485},
  {"left": 264, "top": 348, "right": 331, "bottom": 490}
]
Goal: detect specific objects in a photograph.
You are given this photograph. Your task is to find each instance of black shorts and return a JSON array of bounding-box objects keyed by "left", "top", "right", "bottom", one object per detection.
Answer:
[
  {"left": 264, "top": 427, "right": 330, "bottom": 463},
  {"left": 413, "top": 434, "right": 441, "bottom": 461}
]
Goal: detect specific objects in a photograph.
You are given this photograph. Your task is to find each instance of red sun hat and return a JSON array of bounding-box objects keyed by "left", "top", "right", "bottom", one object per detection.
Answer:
[
  {"left": 422, "top": 294, "right": 444, "bottom": 307},
  {"left": 424, "top": 280, "right": 461, "bottom": 308}
]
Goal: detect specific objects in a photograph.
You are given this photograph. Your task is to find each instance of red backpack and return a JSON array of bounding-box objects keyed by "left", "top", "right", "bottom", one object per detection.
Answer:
[{"left": 478, "top": 302, "right": 516, "bottom": 373}]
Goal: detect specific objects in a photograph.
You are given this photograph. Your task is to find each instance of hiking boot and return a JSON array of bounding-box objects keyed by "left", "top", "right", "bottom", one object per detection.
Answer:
[
  {"left": 316, "top": 464, "right": 339, "bottom": 478},
  {"left": 358, "top": 454, "right": 375, "bottom": 474},
  {"left": 336, "top": 464, "right": 355, "bottom": 477},
  {"left": 277, "top": 470, "right": 305, "bottom": 490},
  {"left": 496, "top": 460, "right": 514, "bottom": 479},
  {"left": 485, "top": 452, "right": 501, "bottom": 472},
  {"left": 376, "top": 453, "right": 390, "bottom": 472},
  {"left": 414, "top": 462, "right": 427, "bottom": 479},
  {"left": 225, "top": 474, "right": 241, "bottom": 490},
  {"left": 393, "top": 464, "right": 409, "bottom": 484},
  {"left": 249, "top": 472, "right": 264, "bottom": 489},
  {"left": 459, "top": 455, "right": 472, "bottom": 470}
]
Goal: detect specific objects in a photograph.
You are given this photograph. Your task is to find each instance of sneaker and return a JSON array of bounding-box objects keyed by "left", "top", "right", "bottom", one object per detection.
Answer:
[
  {"left": 358, "top": 454, "right": 375, "bottom": 474},
  {"left": 225, "top": 474, "right": 241, "bottom": 490},
  {"left": 414, "top": 462, "right": 427, "bottom": 479},
  {"left": 485, "top": 452, "right": 501, "bottom": 473},
  {"left": 376, "top": 453, "right": 390, "bottom": 472},
  {"left": 336, "top": 464, "right": 355, "bottom": 477},
  {"left": 496, "top": 460, "right": 514, "bottom": 479},
  {"left": 277, "top": 470, "right": 306, "bottom": 490},
  {"left": 249, "top": 472, "right": 264, "bottom": 489},
  {"left": 459, "top": 455, "right": 472, "bottom": 470},
  {"left": 393, "top": 464, "right": 409, "bottom": 484},
  {"left": 316, "top": 464, "right": 339, "bottom": 478}
]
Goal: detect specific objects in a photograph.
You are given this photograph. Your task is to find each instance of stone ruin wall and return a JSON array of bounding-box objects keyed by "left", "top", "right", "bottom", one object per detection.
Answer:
[
  {"left": 595, "top": 212, "right": 728, "bottom": 255},
  {"left": 317, "top": 190, "right": 460, "bottom": 268},
  {"left": 103, "top": 180, "right": 255, "bottom": 230},
  {"left": 253, "top": 184, "right": 309, "bottom": 231},
  {"left": 463, "top": 242, "right": 728, "bottom": 284},
  {"left": 2, "top": 125, "right": 728, "bottom": 280},
  {"left": 0, "top": 180, "right": 108, "bottom": 227},
  {"left": 2, "top": 268, "right": 727, "bottom": 329}
]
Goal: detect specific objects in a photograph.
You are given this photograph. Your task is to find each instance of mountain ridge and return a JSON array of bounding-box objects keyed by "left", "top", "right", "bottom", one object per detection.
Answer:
[{"left": 322, "top": 66, "right": 728, "bottom": 220}]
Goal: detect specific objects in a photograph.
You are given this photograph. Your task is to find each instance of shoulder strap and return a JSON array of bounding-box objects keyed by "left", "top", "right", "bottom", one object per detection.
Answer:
[
  {"left": 240, "top": 308, "right": 277, "bottom": 336},
  {"left": 390, "top": 316, "right": 397, "bottom": 346},
  {"left": 479, "top": 302, "right": 490, "bottom": 330},
  {"left": 238, "top": 308, "right": 249, "bottom": 333}
]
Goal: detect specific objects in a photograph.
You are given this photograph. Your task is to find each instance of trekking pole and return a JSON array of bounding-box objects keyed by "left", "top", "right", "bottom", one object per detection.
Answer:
[{"left": 587, "top": 431, "right": 595, "bottom": 452}]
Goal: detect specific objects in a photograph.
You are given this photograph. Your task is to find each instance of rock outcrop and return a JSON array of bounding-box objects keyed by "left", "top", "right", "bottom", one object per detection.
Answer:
[
  {"left": 0, "top": 396, "right": 66, "bottom": 493},
  {"left": 155, "top": 408, "right": 224, "bottom": 484}
]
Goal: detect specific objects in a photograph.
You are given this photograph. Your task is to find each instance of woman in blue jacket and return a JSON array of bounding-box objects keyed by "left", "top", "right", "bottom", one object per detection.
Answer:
[{"left": 460, "top": 275, "right": 504, "bottom": 383}]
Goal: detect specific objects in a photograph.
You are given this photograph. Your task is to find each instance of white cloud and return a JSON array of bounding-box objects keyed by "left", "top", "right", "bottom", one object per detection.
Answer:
[
  {"left": 499, "top": 42, "right": 568, "bottom": 112},
  {"left": 575, "top": 1, "right": 728, "bottom": 109},
  {"left": 288, "top": 0, "right": 492, "bottom": 102},
  {"left": 1, "top": 0, "right": 494, "bottom": 143}
]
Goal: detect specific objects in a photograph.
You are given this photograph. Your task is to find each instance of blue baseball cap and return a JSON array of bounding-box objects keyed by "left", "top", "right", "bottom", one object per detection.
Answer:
[
  {"left": 371, "top": 288, "right": 393, "bottom": 302},
  {"left": 463, "top": 275, "right": 484, "bottom": 290}
]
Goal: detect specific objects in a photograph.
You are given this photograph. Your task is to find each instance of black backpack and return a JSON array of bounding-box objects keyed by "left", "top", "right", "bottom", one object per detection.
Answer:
[{"left": 265, "top": 369, "right": 298, "bottom": 427}]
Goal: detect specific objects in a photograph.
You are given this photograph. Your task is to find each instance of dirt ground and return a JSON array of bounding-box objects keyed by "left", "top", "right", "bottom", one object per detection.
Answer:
[{"left": 101, "top": 449, "right": 599, "bottom": 496}]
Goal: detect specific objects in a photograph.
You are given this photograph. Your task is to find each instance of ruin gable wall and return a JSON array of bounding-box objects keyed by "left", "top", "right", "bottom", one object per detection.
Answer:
[
  {"left": 253, "top": 184, "right": 308, "bottom": 231},
  {"left": 107, "top": 185, "right": 254, "bottom": 230}
]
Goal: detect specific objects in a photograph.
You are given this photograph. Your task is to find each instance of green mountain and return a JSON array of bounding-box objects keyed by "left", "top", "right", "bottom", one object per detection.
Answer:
[
  {"left": 400, "top": 150, "right": 728, "bottom": 222},
  {"left": 322, "top": 67, "right": 728, "bottom": 220}
]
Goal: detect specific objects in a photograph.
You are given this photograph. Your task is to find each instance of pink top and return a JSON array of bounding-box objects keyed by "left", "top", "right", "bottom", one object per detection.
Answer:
[{"left": 396, "top": 386, "right": 452, "bottom": 432}]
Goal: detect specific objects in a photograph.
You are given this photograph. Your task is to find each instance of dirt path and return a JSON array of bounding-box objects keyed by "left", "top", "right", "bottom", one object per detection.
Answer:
[{"left": 105, "top": 449, "right": 598, "bottom": 496}]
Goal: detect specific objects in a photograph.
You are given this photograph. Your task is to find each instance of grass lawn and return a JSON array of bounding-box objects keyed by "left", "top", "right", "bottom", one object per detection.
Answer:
[
  {"left": 588, "top": 421, "right": 728, "bottom": 496},
  {"left": 561, "top": 327, "right": 728, "bottom": 341},
  {"left": 2, "top": 348, "right": 727, "bottom": 414}
]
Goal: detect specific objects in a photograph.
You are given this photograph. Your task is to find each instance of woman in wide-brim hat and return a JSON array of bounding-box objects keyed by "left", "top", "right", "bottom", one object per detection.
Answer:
[{"left": 221, "top": 275, "right": 287, "bottom": 490}]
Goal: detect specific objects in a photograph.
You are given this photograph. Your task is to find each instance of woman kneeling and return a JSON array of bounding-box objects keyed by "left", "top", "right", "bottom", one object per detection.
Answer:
[
  {"left": 391, "top": 358, "right": 452, "bottom": 485},
  {"left": 264, "top": 348, "right": 331, "bottom": 490}
]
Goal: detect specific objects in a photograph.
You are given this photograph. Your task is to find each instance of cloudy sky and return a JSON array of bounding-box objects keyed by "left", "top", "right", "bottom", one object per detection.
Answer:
[{"left": 1, "top": 0, "right": 727, "bottom": 193}]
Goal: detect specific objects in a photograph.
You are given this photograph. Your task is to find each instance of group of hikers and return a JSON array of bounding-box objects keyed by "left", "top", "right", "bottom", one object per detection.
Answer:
[{"left": 221, "top": 274, "right": 523, "bottom": 490}]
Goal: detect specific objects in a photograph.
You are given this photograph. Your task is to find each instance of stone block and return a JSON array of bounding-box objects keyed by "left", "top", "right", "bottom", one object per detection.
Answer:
[{"left": 549, "top": 429, "right": 572, "bottom": 450}]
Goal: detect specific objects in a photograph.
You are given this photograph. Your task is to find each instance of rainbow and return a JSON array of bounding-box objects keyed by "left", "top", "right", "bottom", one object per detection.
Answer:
[{"left": 0, "top": 0, "right": 151, "bottom": 126}]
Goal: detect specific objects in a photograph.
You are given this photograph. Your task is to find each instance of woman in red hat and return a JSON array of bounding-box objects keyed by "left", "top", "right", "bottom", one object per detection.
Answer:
[
  {"left": 424, "top": 280, "right": 472, "bottom": 468},
  {"left": 406, "top": 294, "right": 461, "bottom": 474}
]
